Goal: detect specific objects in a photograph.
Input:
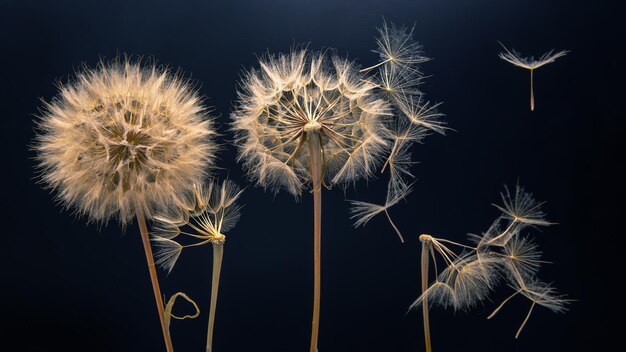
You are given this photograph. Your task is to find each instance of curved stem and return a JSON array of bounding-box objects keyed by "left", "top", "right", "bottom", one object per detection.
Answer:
[
  {"left": 308, "top": 132, "right": 323, "bottom": 352},
  {"left": 206, "top": 243, "right": 224, "bottom": 352},
  {"left": 486, "top": 219, "right": 517, "bottom": 245},
  {"left": 516, "top": 302, "right": 536, "bottom": 339},
  {"left": 384, "top": 209, "right": 404, "bottom": 243},
  {"left": 136, "top": 207, "right": 174, "bottom": 352},
  {"left": 421, "top": 240, "right": 432, "bottom": 352},
  {"left": 488, "top": 290, "right": 521, "bottom": 320}
]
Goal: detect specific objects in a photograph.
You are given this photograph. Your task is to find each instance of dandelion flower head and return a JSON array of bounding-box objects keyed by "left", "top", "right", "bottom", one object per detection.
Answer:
[
  {"left": 231, "top": 50, "right": 390, "bottom": 196},
  {"left": 35, "top": 57, "right": 217, "bottom": 223}
]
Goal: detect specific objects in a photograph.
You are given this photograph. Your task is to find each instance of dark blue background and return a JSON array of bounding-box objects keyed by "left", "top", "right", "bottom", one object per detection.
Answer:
[{"left": 1, "top": 0, "right": 622, "bottom": 351}]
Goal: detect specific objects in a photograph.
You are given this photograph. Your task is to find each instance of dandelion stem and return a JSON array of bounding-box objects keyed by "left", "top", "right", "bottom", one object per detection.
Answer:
[
  {"left": 488, "top": 290, "right": 521, "bottom": 319},
  {"left": 384, "top": 209, "right": 404, "bottom": 243},
  {"left": 530, "top": 69, "right": 535, "bottom": 111},
  {"left": 487, "top": 219, "right": 517, "bottom": 245},
  {"left": 360, "top": 58, "right": 392, "bottom": 72},
  {"left": 308, "top": 132, "right": 323, "bottom": 352},
  {"left": 136, "top": 207, "right": 174, "bottom": 352},
  {"left": 206, "top": 243, "right": 224, "bottom": 352},
  {"left": 420, "top": 238, "right": 433, "bottom": 352},
  {"left": 516, "top": 302, "right": 536, "bottom": 338}
]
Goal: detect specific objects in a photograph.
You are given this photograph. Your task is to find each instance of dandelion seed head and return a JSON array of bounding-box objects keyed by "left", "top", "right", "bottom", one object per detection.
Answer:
[
  {"left": 35, "top": 57, "right": 217, "bottom": 224},
  {"left": 232, "top": 50, "right": 390, "bottom": 196}
]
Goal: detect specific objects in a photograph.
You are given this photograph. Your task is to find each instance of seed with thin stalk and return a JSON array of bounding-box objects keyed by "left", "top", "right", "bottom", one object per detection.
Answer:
[
  {"left": 498, "top": 42, "right": 568, "bottom": 111},
  {"left": 152, "top": 179, "right": 243, "bottom": 352},
  {"left": 349, "top": 181, "right": 415, "bottom": 242},
  {"left": 410, "top": 185, "right": 569, "bottom": 349},
  {"left": 33, "top": 56, "right": 217, "bottom": 351},
  {"left": 488, "top": 278, "right": 570, "bottom": 338}
]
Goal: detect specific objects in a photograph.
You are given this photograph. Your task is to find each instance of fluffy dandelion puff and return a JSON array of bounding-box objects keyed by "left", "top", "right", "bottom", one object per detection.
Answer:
[
  {"left": 231, "top": 49, "right": 390, "bottom": 196},
  {"left": 34, "top": 57, "right": 217, "bottom": 223}
]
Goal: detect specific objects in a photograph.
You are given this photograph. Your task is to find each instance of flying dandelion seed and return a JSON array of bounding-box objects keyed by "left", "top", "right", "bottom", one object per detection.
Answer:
[
  {"left": 348, "top": 181, "right": 415, "bottom": 242},
  {"left": 487, "top": 184, "right": 554, "bottom": 246},
  {"left": 349, "top": 21, "right": 445, "bottom": 242},
  {"left": 488, "top": 278, "right": 570, "bottom": 338},
  {"left": 34, "top": 56, "right": 218, "bottom": 351},
  {"left": 410, "top": 185, "right": 568, "bottom": 351},
  {"left": 498, "top": 235, "right": 548, "bottom": 283},
  {"left": 153, "top": 179, "right": 243, "bottom": 352},
  {"left": 498, "top": 42, "right": 568, "bottom": 111}
]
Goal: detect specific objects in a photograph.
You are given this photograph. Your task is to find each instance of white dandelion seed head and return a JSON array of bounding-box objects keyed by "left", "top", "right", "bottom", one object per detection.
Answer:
[
  {"left": 231, "top": 49, "right": 390, "bottom": 196},
  {"left": 34, "top": 57, "right": 218, "bottom": 224}
]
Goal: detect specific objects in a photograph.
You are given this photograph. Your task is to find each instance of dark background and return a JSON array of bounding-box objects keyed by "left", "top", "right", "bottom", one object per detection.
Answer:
[{"left": 1, "top": 0, "right": 623, "bottom": 351}]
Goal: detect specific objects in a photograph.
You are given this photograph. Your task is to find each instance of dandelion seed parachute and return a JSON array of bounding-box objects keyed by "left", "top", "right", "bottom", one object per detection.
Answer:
[
  {"left": 498, "top": 43, "right": 568, "bottom": 111},
  {"left": 152, "top": 179, "right": 244, "bottom": 272},
  {"left": 494, "top": 184, "right": 553, "bottom": 227}
]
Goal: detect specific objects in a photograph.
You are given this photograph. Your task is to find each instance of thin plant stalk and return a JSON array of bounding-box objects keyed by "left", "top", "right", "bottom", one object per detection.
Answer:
[
  {"left": 420, "top": 236, "right": 432, "bottom": 352},
  {"left": 308, "top": 132, "right": 323, "bottom": 352},
  {"left": 530, "top": 69, "right": 535, "bottom": 111},
  {"left": 516, "top": 302, "right": 536, "bottom": 339},
  {"left": 206, "top": 243, "right": 224, "bottom": 352},
  {"left": 136, "top": 206, "right": 174, "bottom": 352},
  {"left": 384, "top": 209, "right": 405, "bottom": 243}
]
